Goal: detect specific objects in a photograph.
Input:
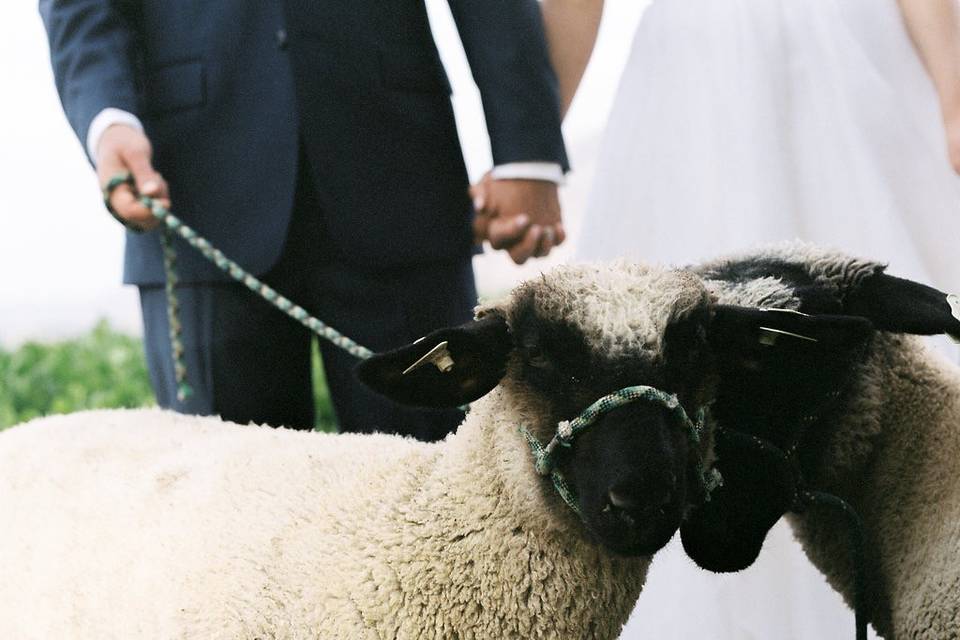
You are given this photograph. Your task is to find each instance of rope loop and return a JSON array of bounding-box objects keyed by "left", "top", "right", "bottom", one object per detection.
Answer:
[{"left": 521, "top": 385, "right": 717, "bottom": 518}]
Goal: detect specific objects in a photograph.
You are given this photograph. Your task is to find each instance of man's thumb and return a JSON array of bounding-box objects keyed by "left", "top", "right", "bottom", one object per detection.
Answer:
[{"left": 123, "top": 149, "right": 162, "bottom": 197}]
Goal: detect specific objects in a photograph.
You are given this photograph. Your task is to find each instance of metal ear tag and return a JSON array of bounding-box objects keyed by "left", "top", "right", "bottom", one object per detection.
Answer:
[
  {"left": 757, "top": 308, "right": 818, "bottom": 346},
  {"left": 947, "top": 294, "right": 960, "bottom": 344},
  {"left": 403, "top": 341, "right": 456, "bottom": 375}
]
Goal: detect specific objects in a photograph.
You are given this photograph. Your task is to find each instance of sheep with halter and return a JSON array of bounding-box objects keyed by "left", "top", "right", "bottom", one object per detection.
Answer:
[
  {"left": 0, "top": 261, "right": 720, "bottom": 640},
  {"left": 678, "top": 243, "right": 960, "bottom": 640}
]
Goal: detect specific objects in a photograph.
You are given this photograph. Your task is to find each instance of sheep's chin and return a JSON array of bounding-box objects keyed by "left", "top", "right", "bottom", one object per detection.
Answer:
[{"left": 587, "top": 507, "right": 682, "bottom": 558}]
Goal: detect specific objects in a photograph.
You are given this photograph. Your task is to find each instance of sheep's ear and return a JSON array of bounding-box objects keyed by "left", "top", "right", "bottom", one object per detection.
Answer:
[
  {"left": 355, "top": 313, "right": 512, "bottom": 408},
  {"left": 709, "top": 305, "right": 875, "bottom": 355},
  {"left": 844, "top": 271, "right": 960, "bottom": 339},
  {"left": 706, "top": 305, "right": 874, "bottom": 429},
  {"left": 707, "top": 305, "right": 875, "bottom": 390}
]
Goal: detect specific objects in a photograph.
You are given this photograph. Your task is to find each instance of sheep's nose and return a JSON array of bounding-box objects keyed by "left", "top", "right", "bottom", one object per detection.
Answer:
[{"left": 607, "top": 472, "right": 677, "bottom": 517}]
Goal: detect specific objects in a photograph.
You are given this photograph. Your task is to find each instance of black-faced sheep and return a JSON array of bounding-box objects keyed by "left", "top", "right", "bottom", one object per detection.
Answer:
[
  {"left": 0, "top": 261, "right": 718, "bottom": 639},
  {"left": 678, "top": 243, "right": 960, "bottom": 640}
]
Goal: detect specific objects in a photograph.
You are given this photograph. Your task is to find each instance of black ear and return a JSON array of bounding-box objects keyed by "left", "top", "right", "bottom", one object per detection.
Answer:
[
  {"left": 707, "top": 305, "right": 874, "bottom": 427},
  {"left": 709, "top": 305, "right": 875, "bottom": 357},
  {"left": 844, "top": 270, "right": 960, "bottom": 339},
  {"left": 354, "top": 313, "right": 512, "bottom": 408}
]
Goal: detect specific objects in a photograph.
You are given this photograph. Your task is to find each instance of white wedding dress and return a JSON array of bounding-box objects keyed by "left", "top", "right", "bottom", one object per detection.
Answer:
[{"left": 577, "top": 0, "right": 960, "bottom": 638}]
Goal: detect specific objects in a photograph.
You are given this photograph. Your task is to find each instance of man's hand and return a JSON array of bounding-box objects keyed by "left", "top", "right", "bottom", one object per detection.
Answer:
[
  {"left": 471, "top": 174, "right": 565, "bottom": 265},
  {"left": 96, "top": 124, "right": 170, "bottom": 231}
]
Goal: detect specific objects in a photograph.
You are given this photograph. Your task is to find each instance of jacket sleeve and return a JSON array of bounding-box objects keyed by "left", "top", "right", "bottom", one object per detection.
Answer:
[
  {"left": 447, "top": 0, "right": 569, "bottom": 171},
  {"left": 38, "top": 0, "right": 142, "bottom": 151}
]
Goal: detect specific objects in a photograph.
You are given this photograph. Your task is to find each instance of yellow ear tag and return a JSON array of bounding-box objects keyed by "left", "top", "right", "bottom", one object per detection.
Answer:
[
  {"left": 947, "top": 294, "right": 960, "bottom": 344},
  {"left": 402, "top": 341, "right": 456, "bottom": 375}
]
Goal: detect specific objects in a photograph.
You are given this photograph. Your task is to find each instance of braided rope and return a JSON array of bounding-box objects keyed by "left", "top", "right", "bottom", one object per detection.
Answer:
[
  {"left": 159, "top": 230, "right": 191, "bottom": 400},
  {"left": 104, "top": 173, "right": 374, "bottom": 401},
  {"left": 520, "top": 385, "right": 720, "bottom": 518}
]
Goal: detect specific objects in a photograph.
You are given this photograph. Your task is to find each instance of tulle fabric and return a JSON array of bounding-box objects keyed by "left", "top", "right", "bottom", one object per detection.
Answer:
[
  {"left": 578, "top": 0, "right": 960, "bottom": 638},
  {"left": 579, "top": 0, "right": 959, "bottom": 291}
]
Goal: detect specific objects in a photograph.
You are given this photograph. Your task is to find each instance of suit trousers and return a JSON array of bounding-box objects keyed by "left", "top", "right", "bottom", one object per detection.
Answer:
[{"left": 139, "top": 152, "right": 477, "bottom": 441}]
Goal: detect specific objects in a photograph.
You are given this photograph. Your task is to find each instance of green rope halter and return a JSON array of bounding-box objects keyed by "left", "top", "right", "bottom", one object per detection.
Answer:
[
  {"left": 520, "top": 385, "right": 721, "bottom": 518},
  {"left": 104, "top": 173, "right": 375, "bottom": 401}
]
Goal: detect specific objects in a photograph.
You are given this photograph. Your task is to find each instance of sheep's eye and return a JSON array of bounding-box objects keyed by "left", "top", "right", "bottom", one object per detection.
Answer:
[
  {"left": 523, "top": 341, "right": 551, "bottom": 369},
  {"left": 528, "top": 350, "right": 550, "bottom": 369}
]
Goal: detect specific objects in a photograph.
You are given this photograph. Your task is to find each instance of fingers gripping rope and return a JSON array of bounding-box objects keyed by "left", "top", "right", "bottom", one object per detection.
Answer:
[
  {"left": 104, "top": 173, "right": 375, "bottom": 402},
  {"left": 520, "top": 385, "right": 720, "bottom": 518}
]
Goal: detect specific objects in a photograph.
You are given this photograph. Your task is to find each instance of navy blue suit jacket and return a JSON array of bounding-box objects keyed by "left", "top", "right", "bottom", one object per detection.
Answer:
[{"left": 40, "top": 0, "right": 568, "bottom": 285}]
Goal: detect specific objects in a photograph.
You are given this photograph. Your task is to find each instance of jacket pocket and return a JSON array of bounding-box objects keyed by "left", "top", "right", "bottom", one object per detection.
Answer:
[{"left": 145, "top": 60, "right": 206, "bottom": 115}]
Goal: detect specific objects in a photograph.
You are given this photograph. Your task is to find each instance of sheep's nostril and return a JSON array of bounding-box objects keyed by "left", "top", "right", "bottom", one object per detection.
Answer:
[
  {"left": 607, "top": 479, "right": 676, "bottom": 519},
  {"left": 608, "top": 489, "right": 640, "bottom": 512}
]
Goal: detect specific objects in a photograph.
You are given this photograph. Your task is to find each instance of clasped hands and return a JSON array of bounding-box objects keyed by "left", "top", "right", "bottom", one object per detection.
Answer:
[{"left": 471, "top": 173, "right": 565, "bottom": 265}]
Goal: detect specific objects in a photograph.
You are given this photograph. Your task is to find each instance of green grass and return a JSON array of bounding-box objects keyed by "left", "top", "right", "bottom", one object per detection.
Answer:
[
  {"left": 0, "top": 321, "right": 337, "bottom": 432},
  {"left": 311, "top": 341, "right": 337, "bottom": 433}
]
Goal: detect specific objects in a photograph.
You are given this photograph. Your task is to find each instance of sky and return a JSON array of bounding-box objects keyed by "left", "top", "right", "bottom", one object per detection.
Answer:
[{"left": 0, "top": 0, "right": 649, "bottom": 346}]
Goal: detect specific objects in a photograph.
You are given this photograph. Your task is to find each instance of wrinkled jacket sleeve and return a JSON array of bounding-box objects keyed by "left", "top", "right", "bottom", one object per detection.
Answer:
[
  {"left": 39, "top": 0, "right": 141, "bottom": 149},
  {"left": 447, "top": 0, "right": 569, "bottom": 171}
]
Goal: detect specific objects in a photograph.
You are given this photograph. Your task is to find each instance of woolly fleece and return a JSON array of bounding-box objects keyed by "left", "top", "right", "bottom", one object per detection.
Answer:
[
  {"left": 482, "top": 260, "right": 709, "bottom": 362},
  {"left": 0, "top": 407, "right": 647, "bottom": 639}
]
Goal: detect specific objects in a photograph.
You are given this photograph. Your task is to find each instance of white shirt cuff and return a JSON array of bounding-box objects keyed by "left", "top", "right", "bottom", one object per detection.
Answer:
[
  {"left": 490, "top": 162, "right": 565, "bottom": 185},
  {"left": 87, "top": 108, "right": 144, "bottom": 165}
]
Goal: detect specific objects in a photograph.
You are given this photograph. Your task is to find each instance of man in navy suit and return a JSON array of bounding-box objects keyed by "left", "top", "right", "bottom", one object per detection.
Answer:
[{"left": 40, "top": 1, "right": 568, "bottom": 440}]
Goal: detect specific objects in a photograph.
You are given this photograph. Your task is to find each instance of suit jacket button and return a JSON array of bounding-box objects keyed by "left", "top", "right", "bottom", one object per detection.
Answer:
[{"left": 276, "top": 28, "right": 289, "bottom": 50}]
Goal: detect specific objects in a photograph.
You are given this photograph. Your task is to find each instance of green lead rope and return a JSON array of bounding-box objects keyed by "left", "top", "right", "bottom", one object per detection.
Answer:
[
  {"left": 520, "top": 385, "right": 721, "bottom": 518},
  {"left": 104, "top": 173, "right": 375, "bottom": 402}
]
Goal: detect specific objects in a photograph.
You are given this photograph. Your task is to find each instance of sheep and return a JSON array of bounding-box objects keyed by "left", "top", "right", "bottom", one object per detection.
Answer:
[
  {"left": 0, "top": 261, "right": 720, "bottom": 640},
  {"left": 677, "top": 242, "right": 960, "bottom": 639}
]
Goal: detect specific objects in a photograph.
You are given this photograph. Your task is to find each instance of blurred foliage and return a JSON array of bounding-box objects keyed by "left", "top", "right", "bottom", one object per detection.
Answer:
[
  {"left": 0, "top": 320, "right": 153, "bottom": 429},
  {"left": 0, "top": 321, "right": 337, "bottom": 432}
]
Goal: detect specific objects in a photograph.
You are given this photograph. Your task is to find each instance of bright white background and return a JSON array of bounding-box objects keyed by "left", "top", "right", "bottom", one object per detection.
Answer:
[{"left": 0, "top": 0, "right": 650, "bottom": 346}]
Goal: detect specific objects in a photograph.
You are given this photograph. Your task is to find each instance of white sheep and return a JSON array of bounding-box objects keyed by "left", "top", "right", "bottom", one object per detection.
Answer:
[
  {"left": 0, "top": 261, "right": 718, "bottom": 640},
  {"left": 678, "top": 243, "right": 960, "bottom": 639}
]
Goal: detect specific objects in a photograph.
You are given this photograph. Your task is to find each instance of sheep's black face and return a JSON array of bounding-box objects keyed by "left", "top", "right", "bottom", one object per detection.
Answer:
[
  {"left": 567, "top": 403, "right": 691, "bottom": 556},
  {"left": 510, "top": 286, "right": 713, "bottom": 557}
]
